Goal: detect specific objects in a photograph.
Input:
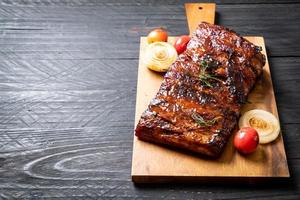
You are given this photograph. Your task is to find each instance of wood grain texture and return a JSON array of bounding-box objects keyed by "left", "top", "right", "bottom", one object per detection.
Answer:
[
  {"left": 0, "top": 3, "right": 299, "bottom": 59},
  {"left": 185, "top": 3, "right": 216, "bottom": 33},
  {"left": 0, "top": 0, "right": 299, "bottom": 199},
  {"left": 1, "top": 0, "right": 300, "bottom": 6}
]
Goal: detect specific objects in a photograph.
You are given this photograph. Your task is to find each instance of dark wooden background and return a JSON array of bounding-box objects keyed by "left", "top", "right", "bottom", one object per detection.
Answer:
[{"left": 0, "top": 0, "right": 299, "bottom": 199}]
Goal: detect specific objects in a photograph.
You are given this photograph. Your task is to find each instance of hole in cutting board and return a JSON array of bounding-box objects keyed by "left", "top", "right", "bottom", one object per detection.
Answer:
[{"left": 198, "top": 6, "right": 203, "bottom": 10}]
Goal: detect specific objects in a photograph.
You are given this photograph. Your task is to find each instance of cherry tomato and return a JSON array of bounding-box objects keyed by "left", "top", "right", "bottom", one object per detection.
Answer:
[
  {"left": 174, "top": 35, "right": 191, "bottom": 54},
  {"left": 147, "top": 28, "right": 168, "bottom": 44},
  {"left": 234, "top": 127, "right": 259, "bottom": 154}
]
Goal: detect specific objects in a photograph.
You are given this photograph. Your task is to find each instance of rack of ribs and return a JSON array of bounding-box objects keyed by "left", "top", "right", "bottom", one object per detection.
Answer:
[{"left": 135, "top": 22, "right": 266, "bottom": 158}]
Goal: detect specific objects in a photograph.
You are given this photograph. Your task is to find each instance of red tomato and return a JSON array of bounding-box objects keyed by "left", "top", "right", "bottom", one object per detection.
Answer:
[
  {"left": 174, "top": 35, "right": 191, "bottom": 54},
  {"left": 234, "top": 127, "right": 259, "bottom": 154},
  {"left": 147, "top": 28, "right": 168, "bottom": 44}
]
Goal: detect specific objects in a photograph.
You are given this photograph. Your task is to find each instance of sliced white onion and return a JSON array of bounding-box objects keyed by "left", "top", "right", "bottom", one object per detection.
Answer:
[
  {"left": 143, "top": 42, "right": 177, "bottom": 72},
  {"left": 239, "top": 109, "right": 280, "bottom": 144}
]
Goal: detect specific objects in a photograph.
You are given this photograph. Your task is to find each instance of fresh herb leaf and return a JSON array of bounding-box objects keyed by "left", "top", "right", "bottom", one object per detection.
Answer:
[
  {"left": 201, "top": 78, "right": 212, "bottom": 88},
  {"left": 201, "top": 60, "right": 208, "bottom": 69},
  {"left": 199, "top": 60, "right": 221, "bottom": 88},
  {"left": 192, "top": 113, "right": 220, "bottom": 127}
]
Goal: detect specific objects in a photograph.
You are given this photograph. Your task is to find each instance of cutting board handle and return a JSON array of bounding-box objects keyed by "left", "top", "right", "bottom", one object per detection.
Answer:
[{"left": 185, "top": 3, "right": 216, "bottom": 34}]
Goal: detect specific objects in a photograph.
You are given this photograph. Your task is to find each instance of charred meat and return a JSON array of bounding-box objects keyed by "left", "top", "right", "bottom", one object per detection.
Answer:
[{"left": 135, "top": 22, "right": 265, "bottom": 157}]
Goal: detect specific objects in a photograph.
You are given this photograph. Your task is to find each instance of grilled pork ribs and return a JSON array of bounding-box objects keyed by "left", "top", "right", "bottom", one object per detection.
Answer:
[{"left": 135, "top": 22, "right": 265, "bottom": 157}]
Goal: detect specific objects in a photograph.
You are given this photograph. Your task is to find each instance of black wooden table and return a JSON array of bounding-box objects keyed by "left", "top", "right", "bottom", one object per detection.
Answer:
[{"left": 0, "top": 0, "right": 299, "bottom": 199}]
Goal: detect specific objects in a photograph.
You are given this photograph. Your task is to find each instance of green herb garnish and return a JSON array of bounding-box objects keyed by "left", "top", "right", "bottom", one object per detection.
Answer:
[
  {"left": 199, "top": 60, "right": 221, "bottom": 88},
  {"left": 192, "top": 113, "right": 220, "bottom": 127}
]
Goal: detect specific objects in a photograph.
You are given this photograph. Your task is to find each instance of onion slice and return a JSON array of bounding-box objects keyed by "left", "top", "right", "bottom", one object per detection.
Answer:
[
  {"left": 143, "top": 42, "right": 177, "bottom": 72},
  {"left": 239, "top": 109, "right": 280, "bottom": 144}
]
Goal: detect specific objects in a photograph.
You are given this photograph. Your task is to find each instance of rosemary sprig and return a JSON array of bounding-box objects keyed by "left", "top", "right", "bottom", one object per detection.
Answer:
[
  {"left": 201, "top": 60, "right": 209, "bottom": 69},
  {"left": 199, "top": 60, "right": 221, "bottom": 88},
  {"left": 192, "top": 113, "right": 220, "bottom": 127}
]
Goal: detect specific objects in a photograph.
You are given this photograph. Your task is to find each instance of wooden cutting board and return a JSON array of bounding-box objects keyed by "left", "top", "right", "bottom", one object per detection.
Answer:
[{"left": 131, "top": 3, "right": 289, "bottom": 183}]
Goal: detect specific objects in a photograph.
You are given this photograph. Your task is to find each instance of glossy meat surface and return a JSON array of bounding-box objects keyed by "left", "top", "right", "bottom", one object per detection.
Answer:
[{"left": 135, "top": 22, "right": 265, "bottom": 157}]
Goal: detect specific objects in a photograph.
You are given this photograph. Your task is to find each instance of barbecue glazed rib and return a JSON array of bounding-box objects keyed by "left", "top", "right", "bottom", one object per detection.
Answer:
[{"left": 135, "top": 22, "right": 265, "bottom": 157}]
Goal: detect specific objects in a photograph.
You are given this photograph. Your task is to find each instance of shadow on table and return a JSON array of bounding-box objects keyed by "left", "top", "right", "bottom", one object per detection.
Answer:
[{"left": 133, "top": 176, "right": 297, "bottom": 191}]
